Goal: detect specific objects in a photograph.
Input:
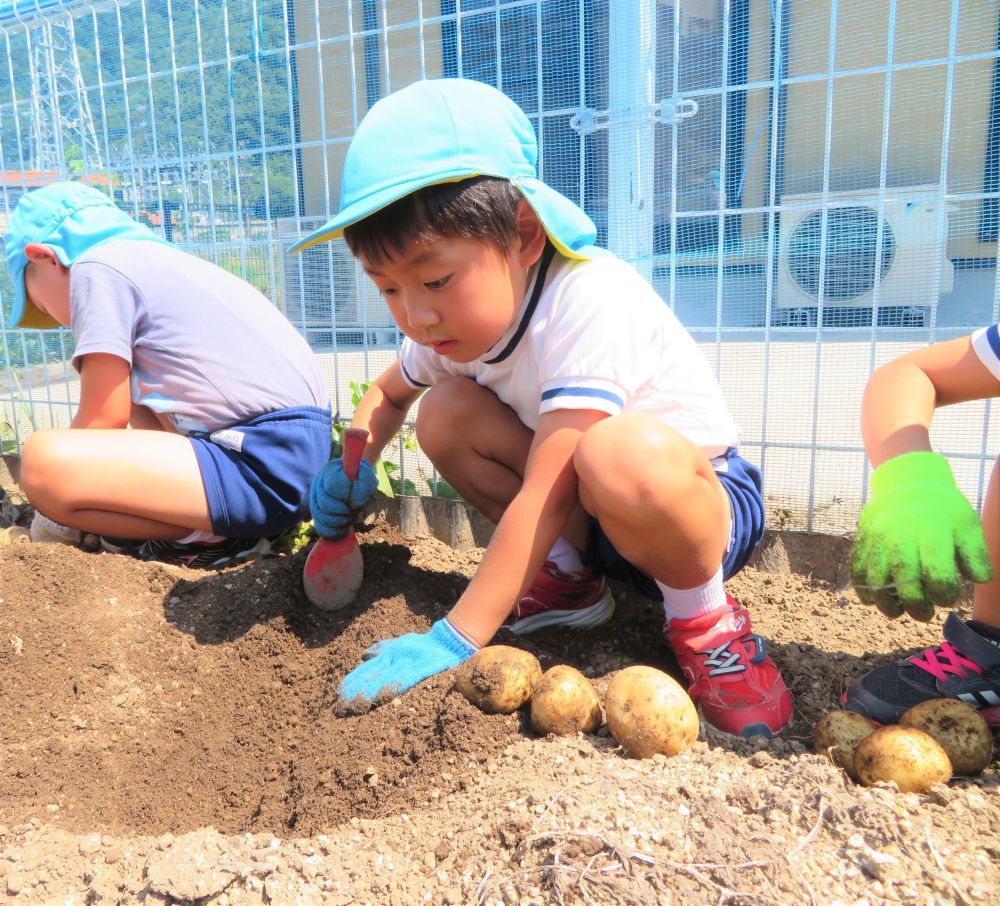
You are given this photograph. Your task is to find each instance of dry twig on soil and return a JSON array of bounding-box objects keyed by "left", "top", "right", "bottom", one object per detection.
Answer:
[{"left": 476, "top": 795, "right": 829, "bottom": 906}]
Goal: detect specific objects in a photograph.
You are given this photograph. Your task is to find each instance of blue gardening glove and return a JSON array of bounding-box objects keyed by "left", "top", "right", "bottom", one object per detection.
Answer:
[
  {"left": 336, "top": 618, "right": 478, "bottom": 713},
  {"left": 851, "top": 451, "right": 994, "bottom": 621},
  {"left": 309, "top": 457, "right": 378, "bottom": 540}
]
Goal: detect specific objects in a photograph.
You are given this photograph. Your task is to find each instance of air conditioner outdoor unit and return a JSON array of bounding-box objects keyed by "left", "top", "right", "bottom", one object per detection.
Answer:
[
  {"left": 775, "top": 185, "right": 954, "bottom": 321},
  {"left": 276, "top": 217, "right": 398, "bottom": 347}
]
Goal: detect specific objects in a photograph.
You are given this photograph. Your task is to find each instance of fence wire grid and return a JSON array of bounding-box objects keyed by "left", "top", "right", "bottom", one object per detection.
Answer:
[{"left": 1, "top": 0, "right": 998, "bottom": 534}]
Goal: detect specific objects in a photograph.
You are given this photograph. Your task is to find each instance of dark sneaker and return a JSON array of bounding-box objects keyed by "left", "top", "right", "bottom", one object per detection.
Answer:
[
  {"left": 843, "top": 613, "right": 1000, "bottom": 726},
  {"left": 502, "top": 561, "right": 615, "bottom": 634},
  {"left": 138, "top": 536, "right": 271, "bottom": 569},
  {"left": 665, "top": 594, "right": 792, "bottom": 737}
]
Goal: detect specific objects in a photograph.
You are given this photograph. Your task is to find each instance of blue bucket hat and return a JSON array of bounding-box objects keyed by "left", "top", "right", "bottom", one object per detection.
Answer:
[
  {"left": 289, "top": 78, "right": 597, "bottom": 259},
  {"left": 4, "top": 181, "right": 166, "bottom": 329}
]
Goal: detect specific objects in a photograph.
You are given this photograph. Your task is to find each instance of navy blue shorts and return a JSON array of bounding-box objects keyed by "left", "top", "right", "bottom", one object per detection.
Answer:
[
  {"left": 584, "top": 448, "right": 765, "bottom": 599},
  {"left": 189, "top": 405, "right": 332, "bottom": 538}
]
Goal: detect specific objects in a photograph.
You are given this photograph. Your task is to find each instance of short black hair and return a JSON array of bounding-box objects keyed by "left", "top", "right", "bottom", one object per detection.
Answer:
[{"left": 343, "top": 176, "right": 522, "bottom": 266}]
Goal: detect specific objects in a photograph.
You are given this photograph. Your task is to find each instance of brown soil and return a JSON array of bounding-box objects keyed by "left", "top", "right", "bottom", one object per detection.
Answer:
[{"left": 0, "top": 520, "right": 997, "bottom": 905}]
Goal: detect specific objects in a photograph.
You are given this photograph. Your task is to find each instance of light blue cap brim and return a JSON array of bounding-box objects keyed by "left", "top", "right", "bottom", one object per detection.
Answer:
[{"left": 288, "top": 173, "right": 597, "bottom": 260}]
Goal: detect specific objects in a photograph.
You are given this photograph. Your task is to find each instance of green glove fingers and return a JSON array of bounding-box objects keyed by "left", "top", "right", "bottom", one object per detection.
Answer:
[
  {"left": 954, "top": 507, "right": 995, "bottom": 586},
  {"left": 851, "top": 451, "right": 991, "bottom": 620},
  {"left": 850, "top": 529, "right": 876, "bottom": 600},
  {"left": 892, "top": 535, "right": 936, "bottom": 618},
  {"left": 863, "top": 531, "right": 904, "bottom": 618}
]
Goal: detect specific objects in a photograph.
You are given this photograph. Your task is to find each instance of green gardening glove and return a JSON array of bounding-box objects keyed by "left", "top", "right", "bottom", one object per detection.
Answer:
[{"left": 851, "top": 451, "right": 994, "bottom": 621}]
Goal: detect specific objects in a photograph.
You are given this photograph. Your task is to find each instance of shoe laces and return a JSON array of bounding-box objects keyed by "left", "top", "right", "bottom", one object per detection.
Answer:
[
  {"left": 693, "top": 633, "right": 768, "bottom": 678},
  {"left": 909, "top": 641, "right": 982, "bottom": 683}
]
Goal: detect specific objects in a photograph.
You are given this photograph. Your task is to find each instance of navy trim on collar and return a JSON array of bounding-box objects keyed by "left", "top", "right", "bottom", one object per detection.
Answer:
[
  {"left": 483, "top": 243, "right": 555, "bottom": 366},
  {"left": 400, "top": 359, "right": 430, "bottom": 388}
]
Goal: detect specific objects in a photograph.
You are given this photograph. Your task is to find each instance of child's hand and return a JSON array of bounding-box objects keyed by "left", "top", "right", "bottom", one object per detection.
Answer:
[
  {"left": 851, "top": 451, "right": 994, "bottom": 620},
  {"left": 336, "top": 619, "right": 478, "bottom": 713},
  {"left": 309, "top": 458, "right": 378, "bottom": 539}
]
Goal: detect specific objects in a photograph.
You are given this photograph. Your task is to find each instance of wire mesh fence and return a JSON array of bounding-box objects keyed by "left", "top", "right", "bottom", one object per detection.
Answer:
[{"left": 1, "top": 0, "right": 997, "bottom": 534}]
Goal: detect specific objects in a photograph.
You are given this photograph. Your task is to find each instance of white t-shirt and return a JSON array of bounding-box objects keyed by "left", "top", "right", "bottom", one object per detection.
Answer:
[
  {"left": 971, "top": 323, "right": 1000, "bottom": 381},
  {"left": 70, "top": 240, "right": 330, "bottom": 435},
  {"left": 399, "top": 247, "right": 740, "bottom": 458}
]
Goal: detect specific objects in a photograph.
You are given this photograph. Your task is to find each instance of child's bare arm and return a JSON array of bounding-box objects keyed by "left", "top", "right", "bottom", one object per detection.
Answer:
[
  {"left": 310, "top": 360, "right": 420, "bottom": 542},
  {"left": 353, "top": 361, "right": 422, "bottom": 462},
  {"left": 444, "top": 407, "right": 606, "bottom": 646},
  {"left": 72, "top": 353, "right": 132, "bottom": 429},
  {"left": 862, "top": 336, "right": 999, "bottom": 465},
  {"left": 334, "top": 405, "right": 606, "bottom": 711}
]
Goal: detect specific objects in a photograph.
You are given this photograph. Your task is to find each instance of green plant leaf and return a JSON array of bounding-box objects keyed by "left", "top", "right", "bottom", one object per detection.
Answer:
[{"left": 374, "top": 459, "right": 395, "bottom": 498}]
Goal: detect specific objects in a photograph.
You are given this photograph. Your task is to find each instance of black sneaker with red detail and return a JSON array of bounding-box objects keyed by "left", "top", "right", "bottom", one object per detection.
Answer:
[
  {"left": 138, "top": 536, "right": 271, "bottom": 569},
  {"left": 843, "top": 613, "right": 1000, "bottom": 726}
]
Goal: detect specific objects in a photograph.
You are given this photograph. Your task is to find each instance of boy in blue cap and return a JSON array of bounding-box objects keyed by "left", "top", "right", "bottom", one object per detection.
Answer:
[
  {"left": 301, "top": 78, "right": 791, "bottom": 736},
  {"left": 5, "top": 181, "right": 332, "bottom": 567}
]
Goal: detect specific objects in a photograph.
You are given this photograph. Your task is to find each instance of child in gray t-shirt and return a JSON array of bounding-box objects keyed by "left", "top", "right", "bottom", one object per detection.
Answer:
[{"left": 4, "top": 181, "right": 331, "bottom": 568}]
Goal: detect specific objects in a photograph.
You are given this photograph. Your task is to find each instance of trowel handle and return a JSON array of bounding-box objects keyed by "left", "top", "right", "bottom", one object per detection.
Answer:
[{"left": 341, "top": 427, "right": 369, "bottom": 481}]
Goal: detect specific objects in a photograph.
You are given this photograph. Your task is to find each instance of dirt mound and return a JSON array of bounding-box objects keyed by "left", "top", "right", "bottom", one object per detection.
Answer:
[
  {"left": 0, "top": 520, "right": 997, "bottom": 904},
  {"left": 0, "top": 525, "right": 521, "bottom": 835}
]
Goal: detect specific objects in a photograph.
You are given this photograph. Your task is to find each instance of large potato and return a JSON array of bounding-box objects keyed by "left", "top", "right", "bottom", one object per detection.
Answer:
[
  {"left": 605, "top": 665, "right": 699, "bottom": 759},
  {"left": 854, "top": 726, "right": 952, "bottom": 792},
  {"left": 814, "top": 710, "right": 877, "bottom": 780},
  {"left": 899, "top": 698, "right": 993, "bottom": 776},
  {"left": 530, "top": 665, "right": 602, "bottom": 736},
  {"left": 454, "top": 646, "right": 541, "bottom": 714}
]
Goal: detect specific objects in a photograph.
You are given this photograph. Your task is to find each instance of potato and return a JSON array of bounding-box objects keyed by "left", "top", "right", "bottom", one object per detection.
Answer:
[
  {"left": 454, "top": 646, "right": 541, "bottom": 714},
  {"left": 853, "top": 726, "right": 952, "bottom": 792},
  {"left": 604, "top": 665, "right": 699, "bottom": 759},
  {"left": 530, "top": 665, "right": 602, "bottom": 736},
  {"left": 813, "top": 710, "right": 877, "bottom": 780},
  {"left": 899, "top": 698, "right": 993, "bottom": 776}
]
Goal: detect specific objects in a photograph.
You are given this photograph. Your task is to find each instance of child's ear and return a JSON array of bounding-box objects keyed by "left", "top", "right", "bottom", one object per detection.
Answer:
[
  {"left": 514, "top": 199, "right": 547, "bottom": 268},
  {"left": 24, "top": 244, "right": 63, "bottom": 267}
]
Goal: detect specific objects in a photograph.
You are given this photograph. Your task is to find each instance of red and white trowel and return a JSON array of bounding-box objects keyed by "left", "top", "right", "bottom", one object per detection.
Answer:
[{"left": 302, "top": 427, "right": 369, "bottom": 610}]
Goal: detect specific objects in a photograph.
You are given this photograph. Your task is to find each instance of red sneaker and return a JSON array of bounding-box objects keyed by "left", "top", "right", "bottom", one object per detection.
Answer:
[
  {"left": 503, "top": 561, "right": 615, "bottom": 634},
  {"left": 665, "top": 594, "right": 792, "bottom": 737}
]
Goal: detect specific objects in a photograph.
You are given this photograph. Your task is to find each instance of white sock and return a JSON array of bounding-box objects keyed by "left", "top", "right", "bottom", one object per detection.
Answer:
[
  {"left": 657, "top": 567, "right": 726, "bottom": 623},
  {"left": 176, "top": 529, "right": 226, "bottom": 545},
  {"left": 546, "top": 536, "right": 585, "bottom": 574}
]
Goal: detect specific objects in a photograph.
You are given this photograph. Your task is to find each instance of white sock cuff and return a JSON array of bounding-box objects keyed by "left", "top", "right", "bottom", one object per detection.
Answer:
[
  {"left": 657, "top": 567, "right": 726, "bottom": 623},
  {"left": 546, "top": 535, "right": 585, "bottom": 574}
]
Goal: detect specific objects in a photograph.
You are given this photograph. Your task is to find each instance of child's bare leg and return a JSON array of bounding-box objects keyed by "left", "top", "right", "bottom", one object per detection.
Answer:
[
  {"left": 574, "top": 413, "right": 730, "bottom": 588},
  {"left": 576, "top": 413, "right": 791, "bottom": 736},
  {"left": 415, "top": 377, "right": 531, "bottom": 523},
  {"left": 20, "top": 428, "right": 212, "bottom": 539},
  {"left": 415, "top": 376, "right": 590, "bottom": 540},
  {"left": 973, "top": 456, "right": 1000, "bottom": 627}
]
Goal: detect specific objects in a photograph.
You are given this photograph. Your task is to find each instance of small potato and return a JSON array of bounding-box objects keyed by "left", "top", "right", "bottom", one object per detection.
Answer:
[
  {"left": 605, "top": 665, "right": 699, "bottom": 759},
  {"left": 813, "top": 710, "right": 877, "bottom": 780},
  {"left": 854, "top": 725, "right": 952, "bottom": 792},
  {"left": 899, "top": 698, "right": 993, "bottom": 776},
  {"left": 530, "top": 665, "right": 602, "bottom": 736},
  {"left": 454, "top": 646, "right": 541, "bottom": 714}
]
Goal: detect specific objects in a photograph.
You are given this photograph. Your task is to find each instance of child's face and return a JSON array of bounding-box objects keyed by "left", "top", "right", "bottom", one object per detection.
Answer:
[
  {"left": 361, "top": 235, "right": 534, "bottom": 363},
  {"left": 23, "top": 245, "right": 72, "bottom": 327}
]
